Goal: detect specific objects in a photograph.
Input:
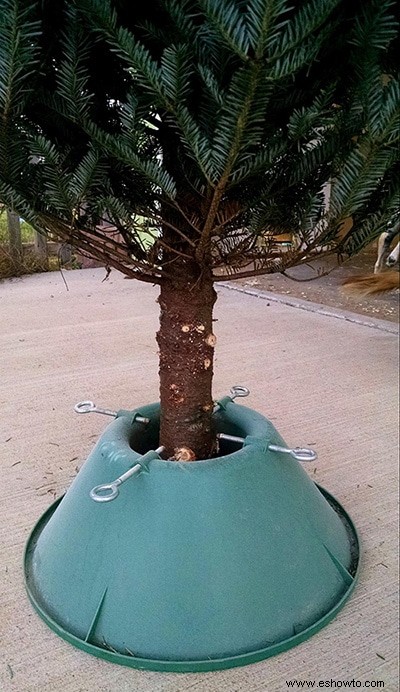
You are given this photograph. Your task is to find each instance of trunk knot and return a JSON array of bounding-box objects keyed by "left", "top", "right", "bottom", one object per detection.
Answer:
[
  {"left": 169, "top": 383, "right": 185, "bottom": 404},
  {"left": 170, "top": 446, "right": 197, "bottom": 462},
  {"left": 205, "top": 333, "right": 217, "bottom": 347}
]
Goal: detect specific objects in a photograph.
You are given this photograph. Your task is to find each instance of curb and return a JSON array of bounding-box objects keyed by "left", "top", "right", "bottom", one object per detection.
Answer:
[{"left": 218, "top": 282, "right": 399, "bottom": 335}]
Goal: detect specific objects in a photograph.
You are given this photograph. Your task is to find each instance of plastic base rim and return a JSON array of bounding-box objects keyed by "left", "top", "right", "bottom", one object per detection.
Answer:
[{"left": 24, "top": 485, "right": 360, "bottom": 673}]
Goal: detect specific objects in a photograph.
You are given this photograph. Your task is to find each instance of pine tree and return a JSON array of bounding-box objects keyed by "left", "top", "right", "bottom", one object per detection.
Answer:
[{"left": 0, "top": 0, "right": 398, "bottom": 458}]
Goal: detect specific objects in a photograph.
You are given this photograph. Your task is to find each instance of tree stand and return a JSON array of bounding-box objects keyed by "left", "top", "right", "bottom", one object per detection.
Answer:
[{"left": 24, "top": 392, "right": 359, "bottom": 672}]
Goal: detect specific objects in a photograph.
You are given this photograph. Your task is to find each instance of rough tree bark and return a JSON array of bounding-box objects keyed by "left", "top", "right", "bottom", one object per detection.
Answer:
[
  {"left": 157, "top": 258, "right": 217, "bottom": 460},
  {"left": 7, "top": 210, "right": 22, "bottom": 265}
]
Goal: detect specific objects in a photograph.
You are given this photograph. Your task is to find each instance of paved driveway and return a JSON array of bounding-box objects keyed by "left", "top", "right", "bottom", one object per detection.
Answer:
[{"left": 0, "top": 269, "right": 398, "bottom": 691}]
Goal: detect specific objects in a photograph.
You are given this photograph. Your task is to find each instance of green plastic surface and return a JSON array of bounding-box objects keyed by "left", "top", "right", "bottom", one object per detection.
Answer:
[{"left": 24, "top": 402, "right": 359, "bottom": 672}]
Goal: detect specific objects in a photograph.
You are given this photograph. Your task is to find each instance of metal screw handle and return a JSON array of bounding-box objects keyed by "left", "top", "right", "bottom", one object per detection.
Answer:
[
  {"left": 217, "top": 433, "right": 245, "bottom": 444},
  {"left": 229, "top": 386, "right": 250, "bottom": 400},
  {"left": 217, "top": 434, "right": 317, "bottom": 462},
  {"left": 90, "top": 446, "right": 164, "bottom": 503},
  {"left": 74, "top": 400, "right": 116, "bottom": 416},
  {"left": 268, "top": 444, "right": 317, "bottom": 462},
  {"left": 213, "top": 385, "right": 250, "bottom": 412},
  {"left": 74, "top": 400, "right": 149, "bottom": 424}
]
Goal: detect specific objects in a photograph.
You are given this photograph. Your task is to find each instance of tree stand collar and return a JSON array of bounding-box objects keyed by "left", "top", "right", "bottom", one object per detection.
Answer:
[{"left": 24, "top": 401, "right": 359, "bottom": 673}]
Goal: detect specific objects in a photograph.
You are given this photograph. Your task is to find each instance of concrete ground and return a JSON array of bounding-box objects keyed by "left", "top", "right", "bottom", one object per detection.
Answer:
[{"left": 0, "top": 268, "right": 398, "bottom": 692}]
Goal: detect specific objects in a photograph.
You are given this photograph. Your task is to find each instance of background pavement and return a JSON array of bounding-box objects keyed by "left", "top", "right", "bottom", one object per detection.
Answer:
[{"left": 0, "top": 269, "right": 398, "bottom": 692}]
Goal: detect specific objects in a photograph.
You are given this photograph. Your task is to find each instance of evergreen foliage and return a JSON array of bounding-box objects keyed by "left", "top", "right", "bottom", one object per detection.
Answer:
[{"left": 0, "top": 0, "right": 398, "bottom": 281}]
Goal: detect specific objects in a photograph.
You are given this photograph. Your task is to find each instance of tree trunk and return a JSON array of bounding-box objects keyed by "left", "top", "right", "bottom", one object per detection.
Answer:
[
  {"left": 7, "top": 210, "right": 22, "bottom": 265},
  {"left": 157, "top": 259, "right": 217, "bottom": 460}
]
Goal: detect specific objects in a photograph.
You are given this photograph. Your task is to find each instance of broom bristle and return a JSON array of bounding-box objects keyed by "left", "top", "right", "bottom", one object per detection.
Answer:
[{"left": 342, "top": 271, "right": 400, "bottom": 296}]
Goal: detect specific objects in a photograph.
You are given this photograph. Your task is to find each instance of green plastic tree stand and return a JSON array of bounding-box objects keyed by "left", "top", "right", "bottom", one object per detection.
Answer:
[{"left": 24, "top": 400, "right": 359, "bottom": 672}]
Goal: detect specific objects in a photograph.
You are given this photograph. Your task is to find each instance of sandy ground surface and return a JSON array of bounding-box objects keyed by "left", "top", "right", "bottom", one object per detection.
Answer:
[{"left": 0, "top": 268, "right": 399, "bottom": 692}]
